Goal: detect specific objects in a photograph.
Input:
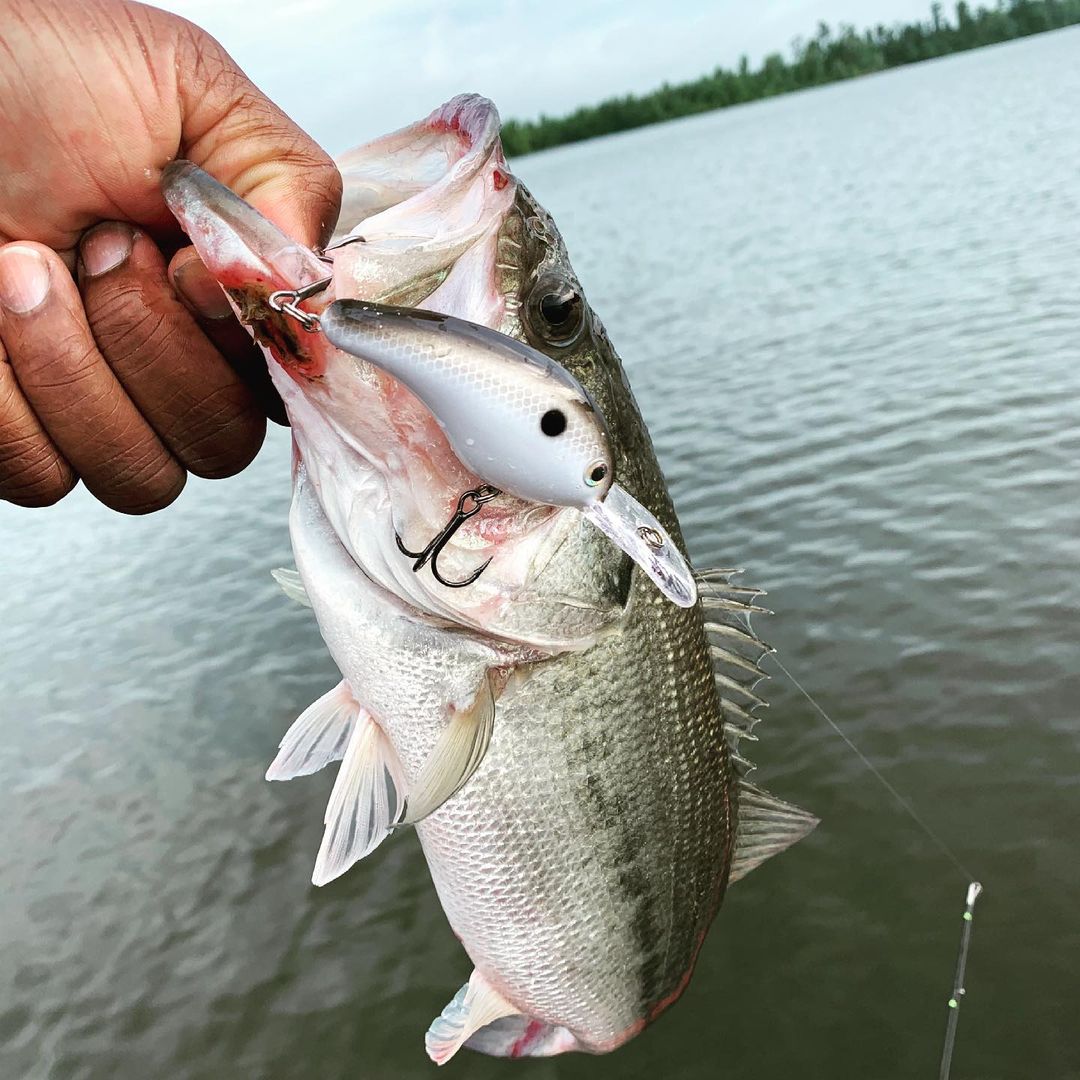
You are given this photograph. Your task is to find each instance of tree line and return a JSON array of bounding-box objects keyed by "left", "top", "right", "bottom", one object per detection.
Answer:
[{"left": 500, "top": 1, "right": 1080, "bottom": 156}]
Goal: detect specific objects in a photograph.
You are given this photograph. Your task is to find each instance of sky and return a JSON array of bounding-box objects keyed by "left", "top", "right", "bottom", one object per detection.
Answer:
[{"left": 156, "top": 0, "right": 939, "bottom": 151}]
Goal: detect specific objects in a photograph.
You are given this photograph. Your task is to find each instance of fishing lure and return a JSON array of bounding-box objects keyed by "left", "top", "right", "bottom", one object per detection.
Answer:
[{"left": 317, "top": 299, "right": 697, "bottom": 608}]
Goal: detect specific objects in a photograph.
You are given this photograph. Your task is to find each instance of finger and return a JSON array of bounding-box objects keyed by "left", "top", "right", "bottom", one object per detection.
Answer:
[
  {"left": 78, "top": 224, "right": 267, "bottom": 475},
  {"left": 175, "top": 27, "right": 342, "bottom": 248},
  {"left": 0, "top": 336, "right": 76, "bottom": 507},
  {"left": 168, "top": 247, "right": 287, "bottom": 426},
  {"left": 0, "top": 242, "right": 185, "bottom": 514}
]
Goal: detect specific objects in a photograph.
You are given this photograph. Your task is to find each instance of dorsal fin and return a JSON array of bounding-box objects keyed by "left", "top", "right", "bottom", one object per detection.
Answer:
[
  {"left": 730, "top": 780, "right": 819, "bottom": 883},
  {"left": 695, "top": 568, "right": 772, "bottom": 773}
]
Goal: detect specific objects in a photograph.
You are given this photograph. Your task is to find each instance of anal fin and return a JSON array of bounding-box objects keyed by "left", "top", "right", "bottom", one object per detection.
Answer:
[
  {"left": 730, "top": 779, "right": 819, "bottom": 884},
  {"left": 399, "top": 672, "right": 495, "bottom": 825}
]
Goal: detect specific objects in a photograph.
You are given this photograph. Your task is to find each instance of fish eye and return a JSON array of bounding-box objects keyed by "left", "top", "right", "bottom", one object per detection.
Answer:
[
  {"left": 526, "top": 275, "right": 585, "bottom": 347},
  {"left": 585, "top": 461, "right": 609, "bottom": 487},
  {"left": 540, "top": 290, "right": 579, "bottom": 328},
  {"left": 540, "top": 408, "right": 567, "bottom": 436}
]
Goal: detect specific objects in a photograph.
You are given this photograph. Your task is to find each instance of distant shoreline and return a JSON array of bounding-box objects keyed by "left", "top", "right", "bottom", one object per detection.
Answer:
[{"left": 501, "top": 1, "right": 1080, "bottom": 156}]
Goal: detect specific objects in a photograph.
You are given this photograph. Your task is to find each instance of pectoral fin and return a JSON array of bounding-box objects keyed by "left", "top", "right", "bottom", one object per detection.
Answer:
[
  {"left": 399, "top": 673, "right": 495, "bottom": 825},
  {"left": 311, "top": 709, "right": 406, "bottom": 886},
  {"left": 266, "top": 680, "right": 357, "bottom": 781},
  {"left": 583, "top": 483, "right": 697, "bottom": 608}
]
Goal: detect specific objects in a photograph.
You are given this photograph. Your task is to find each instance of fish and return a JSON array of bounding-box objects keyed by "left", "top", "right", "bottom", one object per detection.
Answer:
[{"left": 161, "top": 94, "right": 817, "bottom": 1063}]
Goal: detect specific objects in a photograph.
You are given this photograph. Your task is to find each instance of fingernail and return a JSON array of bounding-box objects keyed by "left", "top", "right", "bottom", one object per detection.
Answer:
[
  {"left": 174, "top": 258, "right": 232, "bottom": 320},
  {"left": 81, "top": 223, "right": 134, "bottom": 277},
  {"left": 0, "top": 246, "right": 50, "bottom": 314}
]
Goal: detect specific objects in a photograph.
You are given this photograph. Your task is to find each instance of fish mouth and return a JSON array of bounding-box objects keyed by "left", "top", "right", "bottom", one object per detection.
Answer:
[
  {"left": 161, "top": 159, "right": 331, "bottom": 370},
  {"left": 161, "top": 160, "right": 328, "bottom": 289},
  {"left": 161, "top": 97, "right": 630, "bottom": 648}
]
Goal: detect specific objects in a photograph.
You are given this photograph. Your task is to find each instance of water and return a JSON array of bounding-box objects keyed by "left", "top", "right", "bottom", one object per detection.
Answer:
[{"left": 3, "top": 29, "right": 1079, "bottom": 1080}]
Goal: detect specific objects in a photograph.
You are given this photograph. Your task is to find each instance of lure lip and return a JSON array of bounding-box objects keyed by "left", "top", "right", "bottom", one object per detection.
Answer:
[{"left": 583, "top": 483, "right": 697, "bottom": 608}]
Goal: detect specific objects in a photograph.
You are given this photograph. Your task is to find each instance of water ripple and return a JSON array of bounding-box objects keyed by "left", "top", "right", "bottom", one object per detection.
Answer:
[{"left": 3, "top": 28, "right": 1080, "bottom": 1080}]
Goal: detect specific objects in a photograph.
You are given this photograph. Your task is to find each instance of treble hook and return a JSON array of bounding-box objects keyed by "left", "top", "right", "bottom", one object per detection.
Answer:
[
  {"left": 316, "top": 234, "right": 367, "bottom": 265},
  {"left": 395, "top": 485, "right": 501, "bottom": 588}
]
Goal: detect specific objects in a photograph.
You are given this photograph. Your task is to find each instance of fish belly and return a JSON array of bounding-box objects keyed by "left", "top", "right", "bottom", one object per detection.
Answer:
[{"left": 415, "top": 584, "right": 733, "bottom": 1051}]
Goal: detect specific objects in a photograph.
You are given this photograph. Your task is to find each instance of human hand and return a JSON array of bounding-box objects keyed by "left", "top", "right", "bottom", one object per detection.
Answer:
[{"left": 0, "top": 0, "right": 341, "bottom": 512}]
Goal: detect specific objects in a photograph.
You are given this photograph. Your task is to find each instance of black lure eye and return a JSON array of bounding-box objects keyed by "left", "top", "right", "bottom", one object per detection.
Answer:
[
  {"left": 541, "top": 408, "right": 567, "bottom": 437},
  {"left": 526, "top": 275, "right": 585, "bottom": 347}
]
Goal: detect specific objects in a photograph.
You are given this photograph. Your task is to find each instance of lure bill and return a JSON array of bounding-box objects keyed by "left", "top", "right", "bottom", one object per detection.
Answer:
[{"left": 162, "top": 95, "right": 816, "bottom": 1063}]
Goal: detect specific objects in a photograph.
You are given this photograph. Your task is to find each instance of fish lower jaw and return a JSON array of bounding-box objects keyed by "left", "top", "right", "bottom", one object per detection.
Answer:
[{"left": 281, "top": 389, "right": 624, "bottom": 651}]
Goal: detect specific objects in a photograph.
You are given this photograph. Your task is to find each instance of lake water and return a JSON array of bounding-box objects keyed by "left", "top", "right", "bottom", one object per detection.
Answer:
[{"left": 2, "top": 27, "right": 1079, "bottom": 1080}]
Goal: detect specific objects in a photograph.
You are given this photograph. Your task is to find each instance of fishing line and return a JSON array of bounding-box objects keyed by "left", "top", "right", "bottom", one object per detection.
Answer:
[
  {"left": 768, "top": 653, "right": 977, "bottom": 883},
  {"left": 765, "top": 653, "right": 984, "bottom": 1080}
]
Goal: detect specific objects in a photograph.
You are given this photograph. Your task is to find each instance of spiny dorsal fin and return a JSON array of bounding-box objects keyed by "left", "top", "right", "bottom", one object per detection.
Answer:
[
  {"left": 715, "top": 671, "right": 768, "bottom": 708},
  {"left": 721, "top": 696, "right": 763, "bottom": 733},
  {"left": 696, "top": 567, "right": 772, "bottom": 772},
  {"left": 697, "top": 570, "right": 817, "bottom": 850},
  {"left": 729, "top": 779, "right": 818, "bottom": 883},
  {"left": 722, "top": 697, "right": 765, "bottom": 777},
  {"left": 710, "top": 642, "right": 768, "bottom": 678}
]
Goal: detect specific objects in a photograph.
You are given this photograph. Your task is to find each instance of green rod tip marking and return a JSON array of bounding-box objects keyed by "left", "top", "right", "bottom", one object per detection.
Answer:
[
  {"left": 948, "top": 999, "right": 958, "bottom": 1008},
  {"left": 963, "top": 912, "right": 973, "bottom": 921}
]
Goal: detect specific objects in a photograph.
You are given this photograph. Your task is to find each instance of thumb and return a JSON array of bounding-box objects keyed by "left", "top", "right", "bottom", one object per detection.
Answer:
[{"left": 173, "top": 24, "right": 342, "bottom": 249}]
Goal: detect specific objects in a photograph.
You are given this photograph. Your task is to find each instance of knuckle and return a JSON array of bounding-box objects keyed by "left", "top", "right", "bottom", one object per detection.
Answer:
[
  {"left": 103, "top": 452, "right": 186, "bottom": 515},
  {"left": 175, "top": 387, "right": 264, "bottom": 478},
  {"left": 0, "top": 437, "right": 75, "bottom": 506},
  {"left": 87, "top": 288, "right": 173, "bottom": 379},
  {"left": 98, "top": 433, "right": 185, "bottom": 514},
  {"left": 303, "top": 157, "right": 344, "bottom": 224}
]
